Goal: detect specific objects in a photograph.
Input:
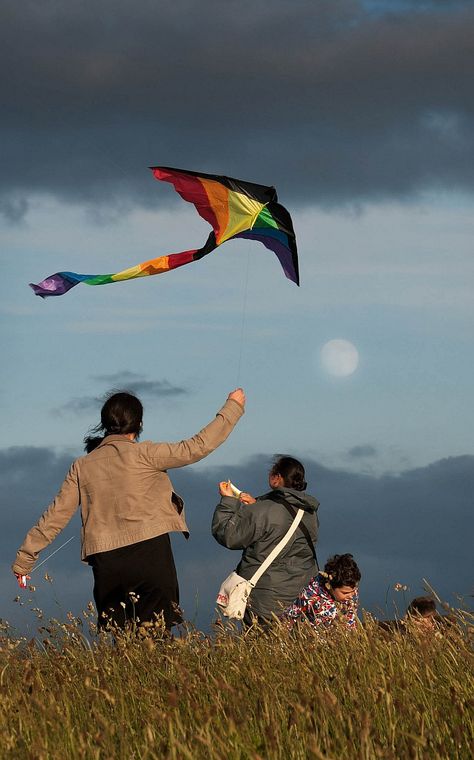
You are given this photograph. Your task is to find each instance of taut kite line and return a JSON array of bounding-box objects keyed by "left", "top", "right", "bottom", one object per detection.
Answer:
[{"left": 29, "top": 167, "right": 299, "bottom": 298}]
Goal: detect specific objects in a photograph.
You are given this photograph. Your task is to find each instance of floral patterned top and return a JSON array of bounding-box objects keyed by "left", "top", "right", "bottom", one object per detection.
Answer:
[{"left": 283, "top": 573, "right": 359, "bottom": 629}]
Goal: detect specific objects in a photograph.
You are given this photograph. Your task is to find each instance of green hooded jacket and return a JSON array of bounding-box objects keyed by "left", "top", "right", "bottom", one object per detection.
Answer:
[{"left": 212, "top": 487, "right": 319, "bottom": 622}]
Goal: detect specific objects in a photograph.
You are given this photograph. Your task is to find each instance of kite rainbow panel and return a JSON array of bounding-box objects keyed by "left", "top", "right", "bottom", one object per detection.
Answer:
[{"left": 30, "top": 167, "right": 299, "bottom": 297}]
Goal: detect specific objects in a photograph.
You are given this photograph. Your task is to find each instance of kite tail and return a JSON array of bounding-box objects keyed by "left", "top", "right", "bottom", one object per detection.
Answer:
[{"left": 28, "top": 245, "right": 212, "bottom": 298}]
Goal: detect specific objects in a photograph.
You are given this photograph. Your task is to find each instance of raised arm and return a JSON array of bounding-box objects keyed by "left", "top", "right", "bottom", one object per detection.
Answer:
[{"left": 145, "top": 390, "right": 245, "bottom": 470}]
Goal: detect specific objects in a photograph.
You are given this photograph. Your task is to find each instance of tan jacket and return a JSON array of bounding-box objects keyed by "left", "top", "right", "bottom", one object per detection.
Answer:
[{"left": 12, "top": 398, "right": 244, "bottom": 575}]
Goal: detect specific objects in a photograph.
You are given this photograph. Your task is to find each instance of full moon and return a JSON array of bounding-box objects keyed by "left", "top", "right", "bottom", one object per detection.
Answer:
[{"left": 321, "top": 339, "right": 359, "bottom": 377}]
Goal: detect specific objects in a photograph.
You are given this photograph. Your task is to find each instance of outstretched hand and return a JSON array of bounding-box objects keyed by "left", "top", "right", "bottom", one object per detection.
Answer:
[
  {"left": 227, "top": 388, "right": 246, "bottom": 408},
  {"left": 14, "top": 573, "right": 30, "bottom": 589}
]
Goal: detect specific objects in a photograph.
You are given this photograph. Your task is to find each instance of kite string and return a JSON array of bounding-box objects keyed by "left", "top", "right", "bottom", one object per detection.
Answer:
[
  {"left": 31, "top": 536, "right": 75, "bottom": 573},
  {"left": 235, "top": 245, "right": 251, "bottom": 387}
]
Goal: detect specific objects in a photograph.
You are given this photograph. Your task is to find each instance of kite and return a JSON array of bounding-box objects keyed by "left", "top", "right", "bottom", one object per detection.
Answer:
[{"left": 29, "top": 167, "right": 299, "bottom": 297}]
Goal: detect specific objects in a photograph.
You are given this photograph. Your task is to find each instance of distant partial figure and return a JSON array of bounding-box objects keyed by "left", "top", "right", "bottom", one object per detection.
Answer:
[
  {"left": 404, "top": 596, "right": 449, "bottom": 632},
  {"left": 12, "top": 388, "right": 245, "bottom": 632},
  {"left": 378, "top": 595, "right": 453, "bottom": 635},
  {"left": 406, "top": 596, "right": 437, "bottom": 623},
  {"left": 213, "top": 456, "right": 319, "bottom": 626},
  {"left": 284, "top": 553, "right": 361, "bottom": 630}
]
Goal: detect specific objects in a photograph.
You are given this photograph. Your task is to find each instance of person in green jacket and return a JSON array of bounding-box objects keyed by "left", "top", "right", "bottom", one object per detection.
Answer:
[{"left": 213, "top": 456, "right": 319, "bottom": 626}]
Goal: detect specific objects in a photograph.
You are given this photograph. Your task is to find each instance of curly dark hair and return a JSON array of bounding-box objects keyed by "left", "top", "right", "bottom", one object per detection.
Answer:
[{"left": 324, "top": 554, "right": 361, "bottom": 588}]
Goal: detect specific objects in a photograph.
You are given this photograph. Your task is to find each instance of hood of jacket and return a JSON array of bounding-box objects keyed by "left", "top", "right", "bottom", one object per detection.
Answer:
[{"left": 258, "top": 487, "right": 320, "bottom": 514}]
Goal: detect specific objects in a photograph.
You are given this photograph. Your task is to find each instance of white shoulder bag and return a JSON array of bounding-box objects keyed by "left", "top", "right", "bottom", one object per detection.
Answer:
[{"left": 216, "top": 508, "right": 305, "bottom": 620}]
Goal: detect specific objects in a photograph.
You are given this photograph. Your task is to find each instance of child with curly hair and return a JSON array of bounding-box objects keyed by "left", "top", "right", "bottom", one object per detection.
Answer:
[{"left": 283, "top": 553, "right": 361, "bottom": 630}]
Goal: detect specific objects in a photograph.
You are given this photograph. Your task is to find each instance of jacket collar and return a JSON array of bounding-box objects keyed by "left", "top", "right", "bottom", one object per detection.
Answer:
[
  {"left": 316, "top": 574, "right": 333, "bottom": 600},
  {"left": 97, "top": 435, "right": 137, "bottom": 448},
  {"left": 270, "top": 487, "right": 320, "bottom": 512}
]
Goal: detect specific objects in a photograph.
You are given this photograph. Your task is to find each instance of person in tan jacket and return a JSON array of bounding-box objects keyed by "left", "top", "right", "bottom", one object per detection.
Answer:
[{"left": 12, "top": 388, "right": 245, "bottom": 631}]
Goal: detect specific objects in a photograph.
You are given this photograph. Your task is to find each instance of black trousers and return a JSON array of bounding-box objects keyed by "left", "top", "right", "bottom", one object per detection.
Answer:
[{"left": 89, "top": 534, "right": 182, "bottom": 631}]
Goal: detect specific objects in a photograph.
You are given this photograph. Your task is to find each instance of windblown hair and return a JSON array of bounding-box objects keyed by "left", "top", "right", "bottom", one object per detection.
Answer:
[
  {"left": 407, "top": 596, "right": 436, "bottom": 618},
  {"left": 324, "top": 554, "right": 361, "bottom": 589},
  {"left": 270, "top": 455, "right": 307, "bottom": 491},
  {"left": 84, "top": 391, "right": 143, "bottom": 453}
]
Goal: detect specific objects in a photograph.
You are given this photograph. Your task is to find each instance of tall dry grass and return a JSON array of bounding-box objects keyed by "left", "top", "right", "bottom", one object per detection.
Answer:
[{"left": 0, "top": 608, "right": 472, "bottom": 759}]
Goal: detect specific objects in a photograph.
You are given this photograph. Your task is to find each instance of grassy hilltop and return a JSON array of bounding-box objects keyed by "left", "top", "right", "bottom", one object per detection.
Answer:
[{"left": 0, "top": 613, "right": 473, "bottom": 760}]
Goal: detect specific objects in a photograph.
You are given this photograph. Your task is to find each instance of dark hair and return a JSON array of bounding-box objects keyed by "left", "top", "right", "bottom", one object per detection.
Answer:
[
  {"left": 324, "top": 554, "right": 361, "bottom": 588},
  {"left": 84, "top": 391, "right": 143, "bottom": 453},
  {"left": 407, "top": 596, "right": 436, "bottom": 618},
  {"left": 270, "top": 455, "right": 307, "bottom": 491}
]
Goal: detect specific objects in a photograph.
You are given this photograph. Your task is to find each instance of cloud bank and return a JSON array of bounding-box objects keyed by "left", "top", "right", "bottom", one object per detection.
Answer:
[
  {"left": 1, "top": 0, "right": 474, "bottom": 220},
  {"left": 2, "top": 445, "right": 472, "bottom": 633}
]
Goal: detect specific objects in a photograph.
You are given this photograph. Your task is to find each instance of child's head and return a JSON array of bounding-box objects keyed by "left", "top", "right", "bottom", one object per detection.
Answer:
[
  {"left": 323, "top": 554, "right": 361, "bottom": 602},
  {"left": 406, "top": 596, "right": 437, "bottom": 629}
]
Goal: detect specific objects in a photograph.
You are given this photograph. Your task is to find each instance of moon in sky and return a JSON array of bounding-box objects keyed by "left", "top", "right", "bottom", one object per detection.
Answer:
[{"left": 321, "top": 339, "right": 359, "bottom": 377}]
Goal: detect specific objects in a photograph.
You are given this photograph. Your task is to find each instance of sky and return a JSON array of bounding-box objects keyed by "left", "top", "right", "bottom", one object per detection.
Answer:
[{"left": 1, "top": 0, "right": 473, "bottom": 634}]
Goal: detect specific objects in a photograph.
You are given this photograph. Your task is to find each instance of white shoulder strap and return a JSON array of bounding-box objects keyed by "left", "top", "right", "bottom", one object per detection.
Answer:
[{"left": 248, "top": 508, "right": 305, "bottom": 587}]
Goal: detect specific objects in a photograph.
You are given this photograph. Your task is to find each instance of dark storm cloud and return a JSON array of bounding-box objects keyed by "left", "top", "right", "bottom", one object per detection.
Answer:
[
  {"left": 59, "top": 396, "right": 103, "bottom": 414},
  {"left": 2, "top": 446, "right": 472, "bottom": 632},
  {"left": 55, "top": 372, "right": 188, "bottom": 415},
  {"left": 1, "top": 0, "right": 473, "bottom": 220},
  {"left": 93, "top": 372, "right": 188, "bottom": 398}
]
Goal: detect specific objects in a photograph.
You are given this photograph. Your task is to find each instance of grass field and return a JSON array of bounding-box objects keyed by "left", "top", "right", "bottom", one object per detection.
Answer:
[{"left": 0, "top": 609, "right": 473, "bottom": 759}]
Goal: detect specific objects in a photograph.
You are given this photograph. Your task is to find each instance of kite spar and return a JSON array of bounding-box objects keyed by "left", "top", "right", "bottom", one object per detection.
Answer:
[{"left": 29, "top": 167, "right": 299, "bottom": 297}]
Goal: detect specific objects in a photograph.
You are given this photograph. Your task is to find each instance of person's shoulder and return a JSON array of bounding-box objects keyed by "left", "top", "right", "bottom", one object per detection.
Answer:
[
  {"left": 254, "top": 493, "right": 285, "bottom": 513},
  {"left": 301, "top": 574, "right": 321, "bottom": 595},
  {"left": 258, "top": 490, "right": 297, "bottom": 506},
  {"left": 302, "top": 493, "right": 320, "bottom": 510},
  {"left": 256, "top": 491, "right": 274, "bottom": 501},
  {"left": 71, "top": 452, "right": 87, "bottom": 469},
  {"left": 245, "top": 496, "right": 270, "bottom": 514},
  {"left": 135, "top": 439, "right": 155, "bottom": 448},
  {"left": 131, "top": 439, "right": 167, "bottom": 454},
  {"left": 271, "top": 489, "right": 320, "bottom": 512},
  {"left": 241, "top": 495, "right": 278, "bottom": 524},
  {"left": 287, "top": 490, "right": 320, "bottom": 511},
  {"left": 132, "top": 439, "right": 164, "bottom": 462},
  {"left": 68, "top": 452, "right": 90, "bottom": 480},
  {"left": 310, "top": 574, "right": 324, "bottom": 592}
]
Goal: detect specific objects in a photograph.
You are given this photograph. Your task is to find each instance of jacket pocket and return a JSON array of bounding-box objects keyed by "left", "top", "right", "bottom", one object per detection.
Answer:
[{"left": 171, "top": 491, "right": 185, "bottom": 514}]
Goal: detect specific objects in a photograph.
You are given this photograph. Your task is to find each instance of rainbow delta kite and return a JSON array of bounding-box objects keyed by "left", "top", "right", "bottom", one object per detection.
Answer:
[{"left": 30, "top": 166, "right": 299, "bottom": 297}]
